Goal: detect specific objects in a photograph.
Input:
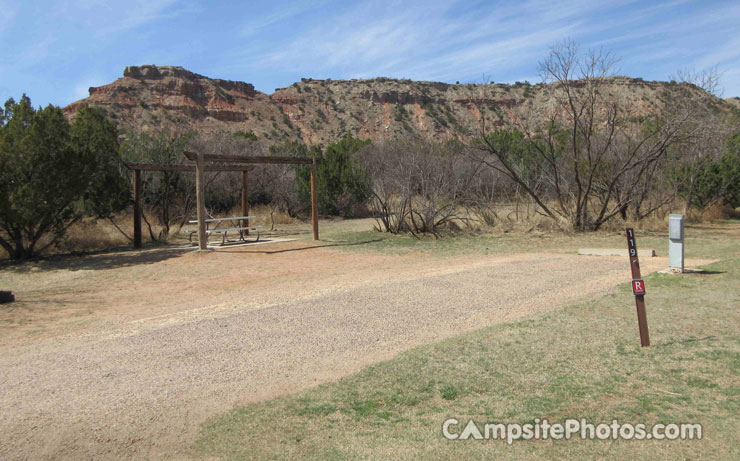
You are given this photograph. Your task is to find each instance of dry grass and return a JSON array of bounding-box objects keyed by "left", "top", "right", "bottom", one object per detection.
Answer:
[
  {"left": 56, "top": 214, "right": 140, "bottom": 253},
  {"left": 2, "top": 199, "right": 734, "bottom": 261},
  {"left": 0, "top": 214, "right": 146, "bottom": 260},
  {"left": 239, "top": 204, "right": 295, "bottom": 230},
  {"left": 469, "top": 201, "right": 686, "bottom": 234},
  {"left": 0, "top": 206, "right": 296, "bottom": 260},
  {"left": 700, "top": 203, "right": 740, "bottom": 221}
]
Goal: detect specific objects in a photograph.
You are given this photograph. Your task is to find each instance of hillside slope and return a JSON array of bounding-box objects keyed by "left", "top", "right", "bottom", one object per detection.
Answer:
[{"left": 63, "top": 65, "right": 733, "bottom": 145}]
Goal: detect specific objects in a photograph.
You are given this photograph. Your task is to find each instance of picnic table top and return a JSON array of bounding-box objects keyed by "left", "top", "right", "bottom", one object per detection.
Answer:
[
  {"left": 183, "top": 225, "right": 262, "bottom": 234},
  {"left": 189, "top": 216, "right": 254, "bottom": 224}
]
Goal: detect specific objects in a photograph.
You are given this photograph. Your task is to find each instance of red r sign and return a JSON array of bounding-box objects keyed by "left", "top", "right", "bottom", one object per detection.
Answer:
[{"left": 632, "top": 279, "right": 646, "bottom": 296}]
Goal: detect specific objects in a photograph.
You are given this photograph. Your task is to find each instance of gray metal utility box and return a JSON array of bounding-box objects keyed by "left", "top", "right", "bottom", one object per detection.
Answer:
[{"left": 668, "top": 214, "right": 684, "bottom": 272}]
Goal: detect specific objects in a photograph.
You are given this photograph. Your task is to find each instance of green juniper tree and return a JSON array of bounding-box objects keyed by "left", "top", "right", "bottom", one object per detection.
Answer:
[
  {"left": 119, "top": 127, "right": 195, "bottom": 238},
  {"left": 0, "top": 97, "right": 129, "bottom": 259},
  {"left": 295, "top": 134, "right": 370, "bottom": 216}
]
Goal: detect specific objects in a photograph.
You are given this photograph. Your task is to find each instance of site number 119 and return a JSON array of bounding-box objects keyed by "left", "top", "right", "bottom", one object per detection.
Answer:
[{"left": 625, "top": 228, "right": 650, "bottom": 347}]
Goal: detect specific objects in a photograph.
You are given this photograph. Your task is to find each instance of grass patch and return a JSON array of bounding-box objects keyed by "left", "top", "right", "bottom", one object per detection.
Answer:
[
  {"left": 321, "top": 219, "right": 740, "bottom": 260},
  {"left": 193, "top": 223, "right": 740, "bottom": 460}
]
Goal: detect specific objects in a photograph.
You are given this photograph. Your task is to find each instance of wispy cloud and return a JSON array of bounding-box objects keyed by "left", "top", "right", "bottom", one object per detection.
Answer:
[
  {"left": 697, "top": 34, "right": 740, "bottom": 69},
  {"left": 256, "top": 0, "right": 737, "bottom": 94},
  {"left": 22, "top": 36, "right": 56, "bottom": 61},
  {"left": 4, "top": 0, "right": 740, "bottom": 105},
  {"left": 115, "top": 0, "right": 179, "bottom": 31},
  {"left": 251, "top": 0, "right": 598, "bottom": 82},
  {"left": 61, "top": 0, "right": 183, "bottom": 38},
  {"left": 0, "top": 0, "right": 17, "bottom": 38},
  {"left": 719, "top": 67, "right": 740, "bottom": 97},
  {"left": 240, "top": 0, "right": 328, "bottom": 38}
]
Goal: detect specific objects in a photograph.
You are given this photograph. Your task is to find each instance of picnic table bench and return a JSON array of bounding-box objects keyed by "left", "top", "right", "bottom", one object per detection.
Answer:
[{"left": 184, "top": 216, "right": 262, "bottom": 245}]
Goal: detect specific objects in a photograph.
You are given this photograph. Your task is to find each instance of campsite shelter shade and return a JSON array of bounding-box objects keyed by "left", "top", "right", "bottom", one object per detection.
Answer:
[{"left": 123, "top": 152, "right": 320, "bottom": 250}]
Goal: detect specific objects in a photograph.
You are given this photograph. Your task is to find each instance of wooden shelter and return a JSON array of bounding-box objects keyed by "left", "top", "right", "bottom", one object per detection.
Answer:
[{"left": 124, "top": 152, "right": 320, "bottom": 250}]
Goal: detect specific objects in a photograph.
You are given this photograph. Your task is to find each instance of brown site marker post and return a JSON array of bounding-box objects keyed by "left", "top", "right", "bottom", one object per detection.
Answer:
[{"left": 626, "top": 228, "right": 650, "bottom": 347}]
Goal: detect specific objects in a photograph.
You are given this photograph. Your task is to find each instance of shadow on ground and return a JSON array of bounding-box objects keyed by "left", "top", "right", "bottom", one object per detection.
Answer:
[
  {"left": 1, "top": 237, "right": 385, "bottom": 273},
  {"left": 658, "top": 335, "right": 716, "bottom": 347},
  {"left": 214, "top": 239, "right": 384, "bottom": 255},
  {"left": 0, "top": 244, "right": 189, "bottom": 273}
]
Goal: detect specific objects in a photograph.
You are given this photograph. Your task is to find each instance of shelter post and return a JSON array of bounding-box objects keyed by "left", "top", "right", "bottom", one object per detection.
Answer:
[
  {"left": 133, "top": 169, "right": 142, "bottom": 249},
  {"left": 195, "top": 153, "right": 208, "bottom": 250},
  {"left": 241, "top": 170, "right": 249, "bottom": 234},
  {"left": 311, "top": 158, "right": 319, "bottom": 240}
]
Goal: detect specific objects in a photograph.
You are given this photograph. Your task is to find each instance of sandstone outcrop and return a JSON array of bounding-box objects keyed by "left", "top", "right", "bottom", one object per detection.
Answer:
[{"left": 63, "top": 65, "right": 735, "bottom": 145}]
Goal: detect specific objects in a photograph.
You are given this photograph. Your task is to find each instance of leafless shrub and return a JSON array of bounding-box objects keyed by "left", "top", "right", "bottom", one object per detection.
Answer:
[
  {"left": 359, "top": 139, "right": 481, "bottom": 236},
  {"left": 358, "top": 141, "right": 411, "bottom": 233},
  {"left": 664, "top": 69, "right": 733, "bottom": 213},
  {"left": 247, "top": 163, "right": 300, "bottom": 229}
]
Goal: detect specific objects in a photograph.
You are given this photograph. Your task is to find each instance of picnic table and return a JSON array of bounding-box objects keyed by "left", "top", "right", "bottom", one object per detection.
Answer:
[{"left": 184, "top": 216, "right": 262, "bottom": 245}]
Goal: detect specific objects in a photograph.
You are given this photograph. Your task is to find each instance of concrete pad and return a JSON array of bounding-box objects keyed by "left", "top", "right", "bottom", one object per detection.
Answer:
[
  {"left": 578, "top": 248, "right": 656, "bottom": 257},
  {"left": 658, "top": 267, "right": 706, "bottom": 274},
  {"left": 178, "top": 237, "right": 299, "bottom": 251},
  {"left": 209, "top": 238, "right": 298, "bottom": 249}
]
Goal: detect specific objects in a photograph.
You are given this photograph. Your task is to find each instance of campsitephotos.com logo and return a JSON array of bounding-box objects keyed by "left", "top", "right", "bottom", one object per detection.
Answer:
[{"left": 442, "top": 418, "right": 702, "bottom": 444}]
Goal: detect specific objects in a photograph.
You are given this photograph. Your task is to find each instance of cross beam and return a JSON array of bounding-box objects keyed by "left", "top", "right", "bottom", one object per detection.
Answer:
[
  {"left": 183, "top": 151, "right": 315, "bottom": 165},
  {"left": 124, "top": 162, "right": 253, "bottom": 172}
]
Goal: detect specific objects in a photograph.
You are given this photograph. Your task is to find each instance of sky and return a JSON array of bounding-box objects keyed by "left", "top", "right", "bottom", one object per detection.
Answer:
[{"left": 1, "top": 0, "right": 739, "bottom": 108}]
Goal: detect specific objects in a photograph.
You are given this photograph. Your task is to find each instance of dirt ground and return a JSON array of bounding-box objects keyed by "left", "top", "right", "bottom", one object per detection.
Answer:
[{"left": 0, "top": 232, "right": 700, "bottom": 459}]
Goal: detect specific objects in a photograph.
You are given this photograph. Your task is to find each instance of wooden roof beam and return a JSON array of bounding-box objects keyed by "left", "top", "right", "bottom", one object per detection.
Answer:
[
  {"left": 124, "top": 162, "right": 253, "bottom": 172},
  {"left": 183, "top": 151, "right": 318, "bottom": 165}
]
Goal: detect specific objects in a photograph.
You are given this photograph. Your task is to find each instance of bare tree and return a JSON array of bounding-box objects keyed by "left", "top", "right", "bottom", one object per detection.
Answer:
[
  {"left": 469, "top": 40, "right": 704, "bottom": 230},
  {"left": 120, "top": 126, "right": 195, "bottom": 239},
  {"left": 668, "top": 68, "right": 731, "bottom": 213},
  {"left": 247, "top": 162, "right": 300, "bottom": 229},
  {"left": 360, "top": 139, "right": 478, "bottom": 236}
]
